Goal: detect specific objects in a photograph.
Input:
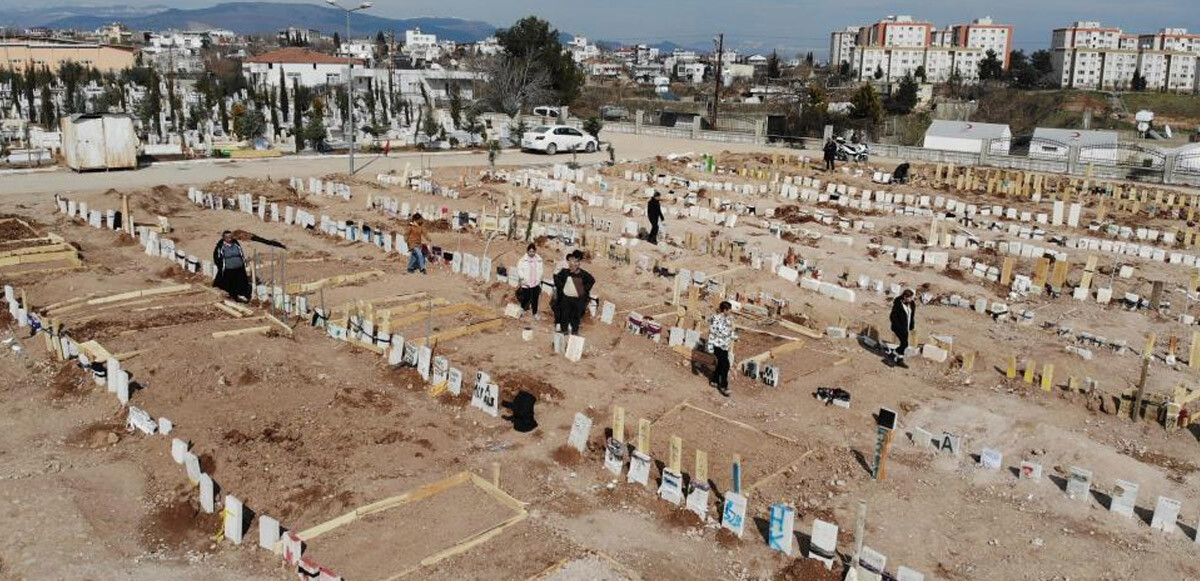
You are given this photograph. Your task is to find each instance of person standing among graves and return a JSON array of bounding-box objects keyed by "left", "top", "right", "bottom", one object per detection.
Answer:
[
  {"left": 888, "top": 289, "right": 917, "bottom": 368},
  {"left": 553, "top": 250, "right": 595, "bottom": 336},
  {"left": 516, "top": 243, "right": 545, "bottom": 320},
  {"left": 823, "top": 138, "right": 837, "bottom": 171},
  {"left": 405, "top": 213, "right": 431, "bottom": 274},
  {"left": 646, "top": 192, "right": 665, "bottom": 245},
  {"left": 607, "top": 143, "right": 616, "bottom": 166},
  {"left": 708, "top": 301, "right": 736, "bottom": 397},
  {"left": 212, "top": 230, "right": 251, "bottom": 302}
]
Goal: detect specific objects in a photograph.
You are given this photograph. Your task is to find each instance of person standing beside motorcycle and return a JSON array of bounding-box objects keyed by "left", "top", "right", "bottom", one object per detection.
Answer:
[{"left": 823, "top": 138, "right": 837, "bottom": 171}]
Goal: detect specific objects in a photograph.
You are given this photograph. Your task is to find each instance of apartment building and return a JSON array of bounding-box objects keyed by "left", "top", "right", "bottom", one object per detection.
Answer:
[
  {"left": 952, "top": 17, "right": 1013, "bottom": 67},
  {"left": 829, "top": 26, "right": 861, "bottom": 67},
  {"left": 0, "top": 39, "right": 136, "bottom": 73},
  {"left": 839, "top": 15, "right": 1006, "bottom": 83},
  {"left": 1051, "top": 22, "right": 1200, "bottom": 92}
]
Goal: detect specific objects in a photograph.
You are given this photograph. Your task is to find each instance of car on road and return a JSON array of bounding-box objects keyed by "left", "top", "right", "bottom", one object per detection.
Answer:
[
  {"left": 599, "top": 105, "right": 629, "bottom": 120},
  {"left": 521, "top": 125, "right": 598, "bottom": 155},
  {"left": 532, "top": 106, "right": 562, "bottom": 119}
]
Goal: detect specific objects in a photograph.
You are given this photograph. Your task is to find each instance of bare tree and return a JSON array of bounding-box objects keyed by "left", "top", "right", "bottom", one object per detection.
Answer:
[{"left": 475, "top": 54, "right": 552, "bottom": 119}]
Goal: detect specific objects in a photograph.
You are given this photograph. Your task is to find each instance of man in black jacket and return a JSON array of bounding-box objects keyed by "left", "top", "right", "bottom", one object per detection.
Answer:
[
  {"left": 646, "top": 192, "right": 664, "bottom": 245},
  {"left": 553, "top": 250, "right": 595, "bottom": 336},
  {"left": 888, "top": 289, "right": 916, "bottom": 367},
  {"left": 823, "top": 138, "right": 837, "bottom": 171}
]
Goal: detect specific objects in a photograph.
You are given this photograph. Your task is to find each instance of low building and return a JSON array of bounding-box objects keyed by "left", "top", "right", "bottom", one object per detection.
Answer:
[
  {"left": 923, "top": 120, "right": 1011, "bottom": 155},
  {"left": 0, "top": 39, "right": 136, "bottom": 73},
  {"left": 243, "top": 47, "right": 363, "bottom": 88},
  {"left": 1030, "top": 128, "right": 1119, "bottom": 165}
]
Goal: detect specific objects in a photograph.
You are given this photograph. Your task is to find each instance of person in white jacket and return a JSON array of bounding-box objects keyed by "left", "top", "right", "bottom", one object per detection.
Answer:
[{"left": 516, "top": 243, "right": 545, "bottom": 319}]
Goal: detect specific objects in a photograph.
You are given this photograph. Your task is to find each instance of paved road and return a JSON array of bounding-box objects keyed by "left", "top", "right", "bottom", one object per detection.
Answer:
[{"left": 0, "top": 133, "right": 812, "bottom": 197}]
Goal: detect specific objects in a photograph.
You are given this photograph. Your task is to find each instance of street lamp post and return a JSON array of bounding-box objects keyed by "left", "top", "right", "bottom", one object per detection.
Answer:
[{"left": 325, "top": 0, "right": 372, "bottom": 176}]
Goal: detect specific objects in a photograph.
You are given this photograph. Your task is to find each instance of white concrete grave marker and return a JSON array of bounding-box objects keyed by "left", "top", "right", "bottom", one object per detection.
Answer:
[
  {"left": 258, "top": 515, "right": 281, "bottom": 551},
  {"left": 416, "top": 346, "right": 432, "bottom": 380},
  {"left": 567, "top": 412, "right": 592, "bottom": 453},
  {"left": 809, "top": 519, "right": 839, "bottom": 569},
  {"left": 720, "top": 491, "right": 748, "bottom": 538},
  {"left": 910, "top": 427, "right": 934, "bottom": 448},
  {"left": 199, "top": 474, "right": 215, "bottom": 513},
  {"left": 183, "top": 452, "right": 201, "bottom": 482},
  {"left": 858, "top": 546, "right": 887, "bottom": 581},
  {"left": 1066, "top": 466, "right": 1092, "bottom": 500},
  {"left": 281, "top": 532, "right": 304, "bottom": 564},
  {"left": 938, "top": 432, "right": 961, "bottom": 456},
  {"left": 116, "top": 371, "right": 130, "bottom": 405},
  {"left": 685, "top": 483, "right": 709, "bottom": 520},
  {"left": 979, "top": 448, "right": 1002, "bottom": 470},
  {"left": 600, "top": 301, "right": 616, "bottom": 324},
  {"left": 106, "top": 358, "right": 120, "bottom": 393},
  {"left": 897, "top": 566, "right": 925, "bottom": 581},
  {"left": 1019, "top": 460, "right": 1042, "bottom": 480},
  {"left": 471, "top": 382, "right": 499, "bottom": 417},
  {"left": 447, "top": 368, "right": 463, "bottom": 395},
  {"left": 1110, "top": 479, "right": 1138, "bottom": 518},
  {"left": 657, "top": 469, "right": 684, "bottom": 505},
  {"left": 565, "top": 335, "right": 585, "bottom": 362},
  {"left": 224, "top": 495, "right": 244, "bottom": 544},
  {"left": 767, "top": 503, "right": 796, "bottom": 555},
  {"left": 1151, "top": 497, "right": 1182, "bottom": 534},
  {"left": 127, "top": 406, "right": 156, "bottom": 434},
  {"left": 604, "top": 438, "right": 626, "bottom": 476},
  {"left": 171, "top": 438, "right": 189, "bottom": 464},
  {"left": 626, "top": 450, "right": 652, "bottom": 486},
  {"left": 431, "top": 357, "right": 449, "bottom": 389}
]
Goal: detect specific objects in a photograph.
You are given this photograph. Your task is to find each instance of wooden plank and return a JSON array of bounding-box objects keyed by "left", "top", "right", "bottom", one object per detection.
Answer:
[
  {"left": 86, "top": 284, "right": 192, "bottom": 307},
  {"left": 212, "top": 302, "right": 246, "bottom": 318},
  {"left": 296, "top": 472, "right": 472, "bottom": 542},
  {"left": 467, "top": 472, "right": 530, "bottom": 512},
  {"left": 211, "top": 325, "right": 271, "bottom": 338},
  {"left": 0, "top": 249, "right": 80, "bottom": 267},
  {"left": 774, "top": 318, "right": 824, "bottom": 339},
  {"left": 743, "top": 339, "right": 807, "bottom": 365},
  {"left": 389, "top": 513, "right": 529, "bottom": 580},
  {"left": 221, "top": 300, "right": 254, "bottom": 316},
  {"left": 412, "top": 318, "right": 503, "bottom": 347},
  {"left": 77, "top": 340, "right": 113, "bottom": 362},
  {"left": 375, "top": 297, "right": 450, "bottom": 320},
  {"left": 0, "top": 242, "right": 75, "bottom": 259},
  {"left": 263, "top": 312, "right": 294, "bottom": 336},
  {"left": 285, "top": 270, "right": 384, "bottom": 294}
]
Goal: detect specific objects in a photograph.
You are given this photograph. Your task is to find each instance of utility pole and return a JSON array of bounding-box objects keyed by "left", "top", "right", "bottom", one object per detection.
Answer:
[
  {"left": 711, "top": 33, "right": 724, "bottom": 128},
  {"left": 325, "top": 0, "right": 373, "bottom": 176}
]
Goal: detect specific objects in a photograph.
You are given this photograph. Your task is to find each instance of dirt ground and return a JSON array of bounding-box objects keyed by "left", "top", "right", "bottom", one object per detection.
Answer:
[{"left": 3, "top": 143, "right": 1200, "bottom": 581}]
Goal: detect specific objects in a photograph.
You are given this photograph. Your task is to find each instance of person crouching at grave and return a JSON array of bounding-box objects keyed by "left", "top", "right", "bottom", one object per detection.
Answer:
[
  {"left": 553, "top": 250, "right": 595, "bottom": 336},
  {"left": 405, "top": 214, "right": 432, "bottom": 274},
  {"left": 516, "top": 243, "right": 545, "bottom": 320},
  {"left": 708, "top": 301, "right": 736, "bottom": 397},
  {"left": 888, "top": 289, "right": 917, "bottom": 368},
  {"left": 213, "top": 230, "right": 251, "bottom": 302}
]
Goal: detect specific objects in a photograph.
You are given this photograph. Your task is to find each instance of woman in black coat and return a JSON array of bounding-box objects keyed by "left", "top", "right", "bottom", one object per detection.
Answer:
[
  {"left": 889, "top": 289, "right": 916, "bottom": 367},
  {"left": 213, "top": 231, "right": 251, "bottom": 302}
]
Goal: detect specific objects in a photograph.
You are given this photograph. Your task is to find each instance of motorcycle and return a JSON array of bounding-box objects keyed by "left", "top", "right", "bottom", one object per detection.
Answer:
[{"left": 834, "top": 137, "right": 869, "bottom": 162}]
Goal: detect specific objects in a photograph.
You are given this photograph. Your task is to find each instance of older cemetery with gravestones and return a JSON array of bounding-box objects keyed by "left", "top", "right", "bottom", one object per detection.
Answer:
[{"left": 5, "top": 148, "right": 1200, "bottom": 581}]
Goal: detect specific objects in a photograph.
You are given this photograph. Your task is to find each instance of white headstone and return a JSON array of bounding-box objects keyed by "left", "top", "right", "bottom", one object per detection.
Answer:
[
  {"left": 224, "top": 495, "right": 244, "bottom": 544},
  {"left": 657, "top": 469, "right": 684, "bottom": 505},
  {"left": 566, "top": 412, "right": 592, "bottom": 452},
  {"left": 1150, "top": 497, "right": 1182, "bottom": 534},
  {"left": 1066, "top": 466, "right": 1092, "bottom": 500},
  {"left": 171, "top": 438, "right": 189, "bottom": 464},
  {"left": 447, "top": 368, "right": 463, "bottom": 395},
  {"left": 859, "top": 546, "right": 887, "bottom": 581},
  {"left": 720, "top": 492, "right": 748, "bottom": 538},
  {"left": 897, "top": 566, "right": 925, "bottom": 581},
  {"left": 183, "top": 452, "right": 201, "bottom": 481},
  {"left": 258, "top": 515, "right": 281, "bottom": 551},
  {"left": 979, "top": 448, "right": 1002, "bottom": 470},
  {"left": 1110, "top": 479, "right": 1138, "bottom": 518},
  {"left": 809, "top": 519, "right": 839, "bottom": 569},
  {"left": 767, "top": 503, "right": 796, "bottom": 555},
  {"left": 199, "top": 474, "right": 215, "bottom": 513},
  {"left": 626, "top": 450, "right": 652, "bottom": 486},
  {"left": 565, "top": 335, "right": 585, "bottom": 362}
]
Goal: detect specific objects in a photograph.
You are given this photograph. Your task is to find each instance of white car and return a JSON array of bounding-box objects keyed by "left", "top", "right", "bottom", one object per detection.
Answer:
[{"left": 521, "top": 125, "right": 597, "bottom": 155}]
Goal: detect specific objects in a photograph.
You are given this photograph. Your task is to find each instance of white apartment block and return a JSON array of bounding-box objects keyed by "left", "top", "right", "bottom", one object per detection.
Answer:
[
  {"left": 1051, "top": 22, "right": 1200, "bottom": 92},
  {"left": 844, "top": 15, "right": 1001, "bottom": 83},
  {"left": 953, "top": 17, "right": 1013, "bottom": 67},
  {"left": 829, "top": 26, "right": 860, "bottom": 67},
  {"left": 567, "top": 37, "right": 600, "bottom": 63},
  {"left": 405, "top": 28, "right": 437, "bottom": 48}
]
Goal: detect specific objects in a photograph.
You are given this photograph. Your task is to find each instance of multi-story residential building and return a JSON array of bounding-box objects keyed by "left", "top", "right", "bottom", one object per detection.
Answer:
[
  {"left": 472, "top": 37, "right": 502, "bottom": 56},
  {"left": 1051, "top": 22, "right": 1199, "bottom": 92},
  {"left": 567, "top": 37, "right": 600, "bottom": 63},
  {"left": 952, "top": 17, "right": 1013, "bottom": 67},
  {"left": 841, "top": 15, "right": 1007, "bottom": 83},
  {"left": 829, "top": 26, "right": 861, "bottom": 67}
]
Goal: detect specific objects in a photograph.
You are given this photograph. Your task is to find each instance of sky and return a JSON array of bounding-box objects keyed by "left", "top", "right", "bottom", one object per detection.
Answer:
[{"left": 6, "top": 0, "right": 1200, "bottom": 56}]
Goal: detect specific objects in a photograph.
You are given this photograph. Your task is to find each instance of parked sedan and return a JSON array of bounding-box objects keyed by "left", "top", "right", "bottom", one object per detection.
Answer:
[{"left": 521, "top": 125, "right": 597, "bottom": 155}]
